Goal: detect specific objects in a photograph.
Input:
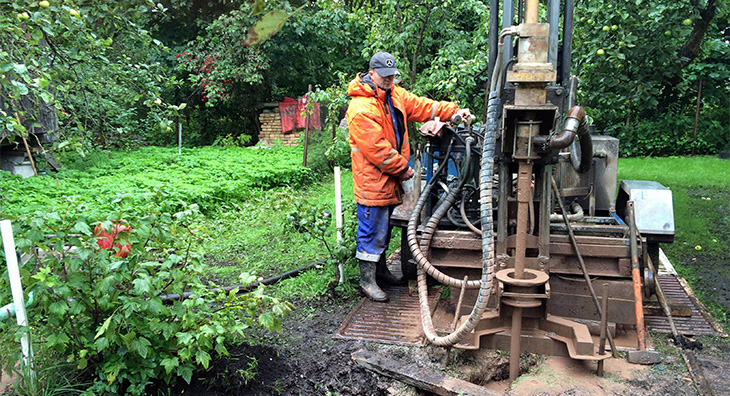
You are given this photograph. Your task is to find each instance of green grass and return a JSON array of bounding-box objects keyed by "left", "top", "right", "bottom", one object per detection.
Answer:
[
  {"left": 0, "top": 145, "right": 313, "bottom": 218},
  {"left": 198, "top": 169, "right": 363, "bottom": 299}
]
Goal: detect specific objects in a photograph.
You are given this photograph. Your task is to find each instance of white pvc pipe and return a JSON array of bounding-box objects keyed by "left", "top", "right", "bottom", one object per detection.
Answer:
[
  {"left": 1, "top": 220, "right": 35, "bottom": 381},
  {"left": 178, "top": 122, "right": 182, "bottom": 156},
  {"left": 334, "top": 167, "right": 344, "bottom": 284}
]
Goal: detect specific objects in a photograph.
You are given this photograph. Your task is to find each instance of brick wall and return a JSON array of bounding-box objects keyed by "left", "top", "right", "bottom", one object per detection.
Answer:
[{"left": 258, "top": 110, "right": 300, "bottom": 146}]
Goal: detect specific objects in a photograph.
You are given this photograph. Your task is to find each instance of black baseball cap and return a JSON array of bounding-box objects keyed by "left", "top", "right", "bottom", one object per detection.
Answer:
[{"left": 369, "top": 51, "right": 399, "bottom": 77}]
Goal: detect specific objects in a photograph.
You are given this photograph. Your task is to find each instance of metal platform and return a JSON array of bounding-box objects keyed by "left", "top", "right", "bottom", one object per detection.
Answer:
[
  {"left": 337, "top": 251, "right": 725, "bottom": 346},
  {"left": 645, "top": 275, "right": 726, "bottom": 337},
  {"left": 335, "top": 285, "right": 440, "bottom": 346}
]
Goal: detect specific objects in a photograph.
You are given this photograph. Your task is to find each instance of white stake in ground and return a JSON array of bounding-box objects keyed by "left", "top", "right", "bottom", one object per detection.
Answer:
[
  {"left": 1, "top": 220, "right": 35, "bottom": 384},
  {"left": 334, "top": 166, "right": 344, "bottom": 284}
]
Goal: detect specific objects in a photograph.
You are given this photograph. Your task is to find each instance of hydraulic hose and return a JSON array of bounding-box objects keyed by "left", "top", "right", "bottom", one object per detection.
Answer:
[
  {"left": 419, "top": 137, "right": 474, "bottom": 259},
  {"left": 408, "top": 137, "right": 481, "bottom": 289},
  {"left": 460, "top": 186, "right": 482, "bottom": 235},
  {"left": 445, "top": 138, "right": 474, "bottom": 227},
  {"left": 490, "top": 27, "right": 518, "bottom": 94},
  {"left": 408, "top": 94, "right": 498, "bottom": 346}
]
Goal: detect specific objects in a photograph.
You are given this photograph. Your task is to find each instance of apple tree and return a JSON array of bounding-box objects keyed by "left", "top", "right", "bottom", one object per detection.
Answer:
[
  {"left": 1, "top": 0, "right": 176, "bottom": 154},
  {"left": 572, "top": 0, "right": 729, "bottom": 155}
]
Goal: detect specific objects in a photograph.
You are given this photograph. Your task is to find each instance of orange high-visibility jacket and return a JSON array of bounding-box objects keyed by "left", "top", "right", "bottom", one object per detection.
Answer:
[{"left": 347, "top": 73, "right": 459, "bottom": 207}]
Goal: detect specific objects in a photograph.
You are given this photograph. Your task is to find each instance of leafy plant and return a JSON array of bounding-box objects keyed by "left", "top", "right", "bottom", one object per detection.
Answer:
[
  {"left": 0, "top": 0, "right": 173, "bottom": 153},
  {"left": 236, "top": 356, "right": 258, "bottom": 386},
  {"left": 212, "top": 133, "right": 252, "bottom": 148},
  {"left": 285, "top": 198, "right": 358, "bottom": 293},
  {"left": 0, "top": 194, "right": 293, "bottom": 395},
  {"left": 287, "top": 201, "right": 338, "bottom": 259},
  {"left": 573, "top": 0, "right": 728, "bottom": 153}
]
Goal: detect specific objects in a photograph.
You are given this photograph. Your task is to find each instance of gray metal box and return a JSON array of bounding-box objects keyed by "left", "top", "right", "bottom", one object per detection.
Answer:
[
  {"left": 616, "top": 180, "right": 675, "bottom": 241},
  {"left": 555, "top": 135, "right": 619, "bottom": 214}
]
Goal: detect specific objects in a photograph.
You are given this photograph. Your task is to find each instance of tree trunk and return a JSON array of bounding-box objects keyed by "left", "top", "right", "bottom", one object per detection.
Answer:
[
  {"left": 409, "top": 7, "right": 431, "bottom": 89},
  {"left": 678, "top": 0, "right": 717, "bottom": 69},
  {"left": 660, "top": 0, "right": 717, "bottom": 106}
]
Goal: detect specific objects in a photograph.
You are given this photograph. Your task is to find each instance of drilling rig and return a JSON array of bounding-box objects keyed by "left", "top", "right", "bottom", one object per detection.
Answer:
[{"left": 395, "top": 0, "right": 676, "bottom": 381}]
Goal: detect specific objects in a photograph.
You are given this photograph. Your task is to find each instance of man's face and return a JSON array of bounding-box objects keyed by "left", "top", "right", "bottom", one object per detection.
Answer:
[{"left": 369, "top": 69, "right": 395, "bottom": 91}]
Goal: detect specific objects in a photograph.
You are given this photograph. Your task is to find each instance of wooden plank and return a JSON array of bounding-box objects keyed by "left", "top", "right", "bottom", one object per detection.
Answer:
[
  {"left": 643, "top": 303, "right": 693, "bottom": 317},
  {"left": 550, "top": 242, "right": 630, "bottom": 258},
  {"left": 351, "top": 349, "right": 500, "bottom": 396},
  {"left": 550, "top": 234, "right": 630, "bottom": 246},
  {"left": 683, "top": 350, "right": 715, "bottom": 396},
  {"left": 430, "top": 230, "right": 482, "bottom": 250}
]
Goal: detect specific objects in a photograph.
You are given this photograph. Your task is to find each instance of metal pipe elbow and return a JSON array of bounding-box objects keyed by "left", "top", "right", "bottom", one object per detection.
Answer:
[{"left": 550, "top": 106, "right": 585, "bottom": 150}]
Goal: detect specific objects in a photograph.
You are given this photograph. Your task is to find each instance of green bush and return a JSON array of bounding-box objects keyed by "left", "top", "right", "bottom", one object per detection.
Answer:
[
  {"left": 304, "top": 127, "right": 352, "bottom": 176},
  {"left": 0, "top": 195, "right": 292, "bottom": 395},
  {"left": 604, "top": 111, "right": 730, "bottom": 157}
]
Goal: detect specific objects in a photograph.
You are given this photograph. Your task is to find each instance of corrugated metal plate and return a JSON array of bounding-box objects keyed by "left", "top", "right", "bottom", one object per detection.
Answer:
[
  {"left": 336, "top": 285, "right": 440, "bottom": 346},
  {"left": 645, "top": 275, "right": 725, "bottom": 337}
]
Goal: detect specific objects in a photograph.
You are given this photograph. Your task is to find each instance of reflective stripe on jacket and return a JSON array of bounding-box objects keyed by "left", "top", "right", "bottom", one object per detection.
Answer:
[{"left": 346, "top": 73, "right": 459, "bottom": 206}]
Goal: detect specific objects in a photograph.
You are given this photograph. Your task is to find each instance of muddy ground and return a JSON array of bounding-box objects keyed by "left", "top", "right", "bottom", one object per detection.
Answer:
[{"left": 171, "top": 289, "right": 730, "bottom": 396}]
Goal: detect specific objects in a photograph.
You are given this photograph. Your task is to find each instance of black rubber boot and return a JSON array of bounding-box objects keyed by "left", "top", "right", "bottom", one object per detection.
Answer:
[
  {"left": 359, "top": 260, "right": 388, "bottom": 302},
  {"left": 376, "top": 255, "right": 404, "bottom": 286}
]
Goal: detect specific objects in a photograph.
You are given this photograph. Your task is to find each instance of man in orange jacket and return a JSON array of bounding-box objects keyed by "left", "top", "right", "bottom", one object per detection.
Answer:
[{"left": 347, "top": 51, "right": 471, "bottom": 302}]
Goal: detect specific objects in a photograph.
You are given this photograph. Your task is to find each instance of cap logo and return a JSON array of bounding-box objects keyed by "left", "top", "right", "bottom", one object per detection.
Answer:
[{"left": 386, "top": 59, "right": 394, "bottom": 67}]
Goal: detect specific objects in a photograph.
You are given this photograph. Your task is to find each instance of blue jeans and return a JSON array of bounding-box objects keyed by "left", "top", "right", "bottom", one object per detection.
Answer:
[{"left": 355, "top": 204, "right": 393, "bottom": 262}]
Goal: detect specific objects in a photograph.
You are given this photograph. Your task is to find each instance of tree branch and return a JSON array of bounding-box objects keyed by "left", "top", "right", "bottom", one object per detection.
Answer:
[{"left": 677, "top": 0, "right": 717, "bottom": 68}]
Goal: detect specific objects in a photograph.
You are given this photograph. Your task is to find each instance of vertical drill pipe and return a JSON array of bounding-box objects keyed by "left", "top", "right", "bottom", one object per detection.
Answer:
[
  {"left": 547, "top": 0, "right": 560, "bottom": 68},
  {"left": 514, "top": 162, "right": 533, "bottom": 278},
  {"left": 509, "top": 306, "right": 523, "bottom": 381},
  {"left": 627, "top": 201, "right": 647, "bottom": 351},
  {"left": 599, "top": 283, "right": 609, "bottom": 354},
  {"left": 551, "top": 177, "right": 618, "bottom": 356},
  {"left": 525, "top": 0, "right": 539, "bottom": 23},
  {"left": 507, "top": 161, "right": 533, "bottom": 381},
  {"left": 561, "top": 0, "right": 575, "bottom": 87},
  {"left": 597, "top": 283, "right": 609, "bottom": 376}
]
